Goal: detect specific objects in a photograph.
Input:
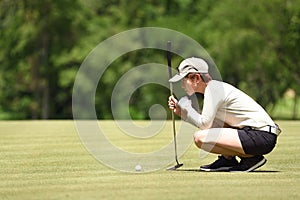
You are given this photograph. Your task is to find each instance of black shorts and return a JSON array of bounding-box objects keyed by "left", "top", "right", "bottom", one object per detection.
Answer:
[{"left": 237, "top": 127, "right": 277, "bottom": 155}]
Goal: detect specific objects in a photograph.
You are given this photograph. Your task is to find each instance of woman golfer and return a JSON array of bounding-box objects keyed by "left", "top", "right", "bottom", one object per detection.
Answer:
[{"left": 168, "top": 57, "right": 281, "bottom": 172}]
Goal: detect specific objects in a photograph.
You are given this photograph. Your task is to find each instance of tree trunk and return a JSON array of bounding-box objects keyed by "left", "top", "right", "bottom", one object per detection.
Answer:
[
  {"left": 42, "top": 81, "right": 49, "bottom": 119},
  {"left": 292, "top": 94, "right": 298, "bottom": 120},
  {"left": 28, "top": 55, "right": 41, "bottom": 119}
]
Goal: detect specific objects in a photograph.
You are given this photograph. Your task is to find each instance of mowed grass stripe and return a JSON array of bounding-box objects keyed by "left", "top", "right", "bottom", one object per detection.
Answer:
[{"left": 0, "top": 120, "right": 299, "bottom": 200}]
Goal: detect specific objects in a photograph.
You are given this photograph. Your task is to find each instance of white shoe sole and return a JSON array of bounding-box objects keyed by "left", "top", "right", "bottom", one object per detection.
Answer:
[
  {"left": 200, "top": 166, "right": 232, "bottom": 172},
  {"left": 230, "top": 158, "right": 267, "bottom": 172}
]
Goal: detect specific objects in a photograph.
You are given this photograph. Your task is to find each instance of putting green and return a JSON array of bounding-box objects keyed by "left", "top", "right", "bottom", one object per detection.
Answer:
[{"left": 0, "top": 120, "right": 299, "bottom": 199}]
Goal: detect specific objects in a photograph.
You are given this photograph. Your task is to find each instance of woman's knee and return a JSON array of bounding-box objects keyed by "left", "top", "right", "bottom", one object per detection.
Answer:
[{"left": 193, "top": 130, "right": 208, "bottom": 147}]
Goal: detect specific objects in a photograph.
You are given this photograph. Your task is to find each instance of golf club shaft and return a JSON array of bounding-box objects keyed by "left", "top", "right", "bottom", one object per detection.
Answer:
[
  {"left": 172, "top": 107, "right": 180, "bottom": 165},
  {"left": 167, "top": 41, "right": 180, "bottom": 166}
]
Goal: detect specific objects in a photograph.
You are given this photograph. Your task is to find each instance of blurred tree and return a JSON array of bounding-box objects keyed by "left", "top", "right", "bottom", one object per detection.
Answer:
[
  {"left": 198, "top": 0, "right": 299, "bottom": 109},
  {"left": 277, "top": 0, "right": 300, "bottom": 119},
  {"left": 91, "top": 0, "right": 169, "bottom": 119},
  {"left": 0, "top": 0, "right": 299, "bottom": 120},
  {"left": 0, "top": 0, "right": 92, "bottom": 119}
]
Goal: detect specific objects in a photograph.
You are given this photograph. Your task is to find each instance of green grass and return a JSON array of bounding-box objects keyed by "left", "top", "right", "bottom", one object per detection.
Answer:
[{"left": 0, "top": 120, "right": 299, "bottom": 200}]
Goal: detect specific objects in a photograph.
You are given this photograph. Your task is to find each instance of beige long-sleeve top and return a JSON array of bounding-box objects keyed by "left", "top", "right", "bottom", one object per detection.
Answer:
[{"left": 183, "top": 80, "right": 276, "bottom": 130}]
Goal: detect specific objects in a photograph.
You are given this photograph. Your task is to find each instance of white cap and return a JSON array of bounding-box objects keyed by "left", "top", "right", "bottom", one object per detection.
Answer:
[{"left": 169, "top": 57, "right": 209, "bottom": 82}]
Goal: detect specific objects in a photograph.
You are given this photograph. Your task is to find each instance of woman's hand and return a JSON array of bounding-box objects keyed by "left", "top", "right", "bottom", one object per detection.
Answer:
[{"left": 168, "top": 95, "right": 181, "bottom": 116}]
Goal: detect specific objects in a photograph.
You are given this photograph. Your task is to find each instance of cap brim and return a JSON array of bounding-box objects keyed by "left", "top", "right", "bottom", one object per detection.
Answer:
[{"left": 169, "top": 74, "right": 184, "bottom": 82}]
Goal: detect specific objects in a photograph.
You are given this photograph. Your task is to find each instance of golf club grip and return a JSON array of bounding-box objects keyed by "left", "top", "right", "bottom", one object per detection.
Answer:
[
  {"left": 167, "top": 41, "right": 173, "bottom": 96},
  {"left": 167, "top": 41, "right": 172, "bottom": 79}
]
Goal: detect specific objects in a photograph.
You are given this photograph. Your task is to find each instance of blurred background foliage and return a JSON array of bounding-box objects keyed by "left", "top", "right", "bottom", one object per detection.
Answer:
[{"left": 0, "top": 0, "right": 299, "bottom": 120}]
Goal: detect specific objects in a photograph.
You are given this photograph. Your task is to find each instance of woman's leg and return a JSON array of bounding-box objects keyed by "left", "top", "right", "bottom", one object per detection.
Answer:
[
  {"left": 196, "top": 128, "right": 269, "bottom": 172},
  {"left": 193, "top": 128, "right": 251, "bottom": 157}
]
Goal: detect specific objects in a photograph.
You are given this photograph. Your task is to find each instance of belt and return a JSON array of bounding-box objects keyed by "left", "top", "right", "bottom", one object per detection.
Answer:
[{"left": 254, "top": 124, "right": 281, "bottom": 136}]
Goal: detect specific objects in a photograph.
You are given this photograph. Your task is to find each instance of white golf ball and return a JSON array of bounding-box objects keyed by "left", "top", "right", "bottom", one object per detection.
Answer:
[{"left": 135, "top": 165, "right": 142, "bottom": 171}]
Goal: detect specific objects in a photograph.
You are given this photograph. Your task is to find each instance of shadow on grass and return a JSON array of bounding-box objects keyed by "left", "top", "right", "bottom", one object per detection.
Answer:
[
  {"left": 251, "top": 170, "right": 280, "bottom": 173},
  {"left": 169, "top": 169, "right": 280, "bottom": 173}
]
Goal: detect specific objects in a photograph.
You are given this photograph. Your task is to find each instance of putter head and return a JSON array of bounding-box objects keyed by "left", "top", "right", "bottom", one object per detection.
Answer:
[{"left": 167, "top": 163, "right": 183, "bottom": 170}]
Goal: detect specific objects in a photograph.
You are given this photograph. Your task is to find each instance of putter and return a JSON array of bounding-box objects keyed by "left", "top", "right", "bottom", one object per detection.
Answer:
[{"left": 166, "top": 41, "right": 183, "bottom": 170}]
